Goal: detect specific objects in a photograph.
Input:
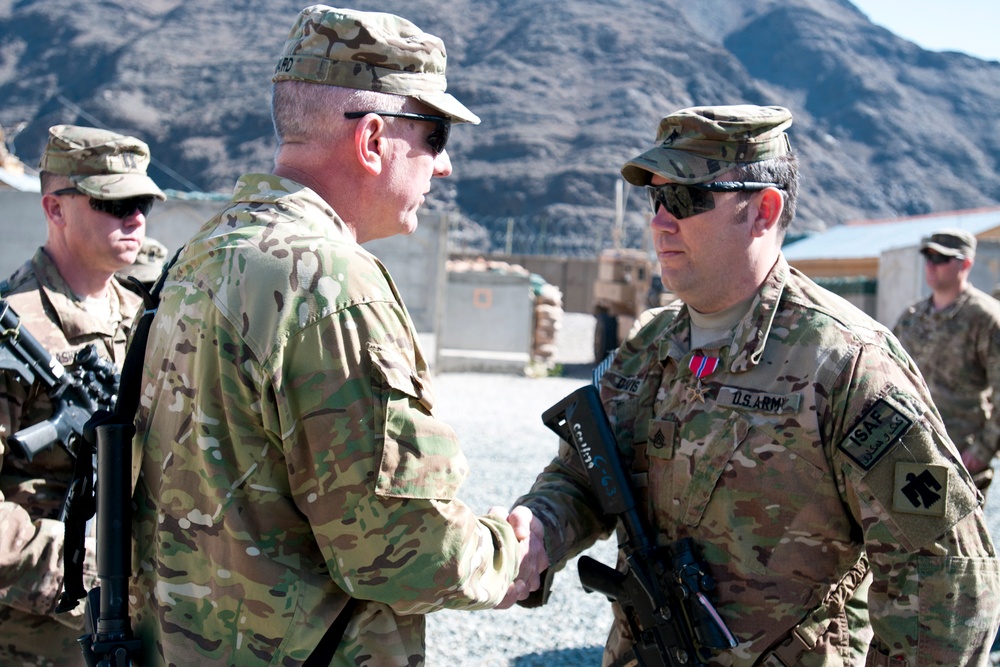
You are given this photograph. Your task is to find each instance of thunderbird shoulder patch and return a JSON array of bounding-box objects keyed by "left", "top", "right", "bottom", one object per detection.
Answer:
[
  {"left": 893, "top": 462, "right": 948, "bottom": 516},
  {"left": 839, "top": 398, "right": 913, "bottom": 470}
]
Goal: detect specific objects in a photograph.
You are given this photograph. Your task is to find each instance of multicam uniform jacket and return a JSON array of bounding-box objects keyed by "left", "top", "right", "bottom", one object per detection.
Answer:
[
  {"left": 0, "top": 248, "right": 139, "bottom": 663},
  {"left": 893, "top": 284, "right": 1000, "bottom": 489},
  {"left": 131, "top": 174, "right": 519, "bottom": 667},
  {"left": 518, "top": 256, "right": 1000, "bottom": 666}
]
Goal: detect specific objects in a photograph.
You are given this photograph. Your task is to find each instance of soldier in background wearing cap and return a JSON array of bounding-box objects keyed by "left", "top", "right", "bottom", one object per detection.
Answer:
[
  {"left": 129, "top": 6, "right": 539, "bottom": 667},
  {"left": 0, "top": 124, "right": 164, "bottom": 665},
  {"left": 508, "top": 105, "right": 1000, "bottom": 665},
  {"left": 893, "top": 229, "right": 1000, "bottom": 493}
]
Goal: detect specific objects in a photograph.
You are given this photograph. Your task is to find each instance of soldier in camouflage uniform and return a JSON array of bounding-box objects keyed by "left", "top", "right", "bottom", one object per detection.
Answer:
[
  {"left": 508, "top": 105, "right": 1000, "bottom": 665},
  {"left": 129, "top": 6, "right": 537, "bottom": 667},
  {"left": 0, "top": 125, "right": 164, "bottom": 665},
  {"left": 892, "top": 229, "right": 1000, "bottom": 492}
]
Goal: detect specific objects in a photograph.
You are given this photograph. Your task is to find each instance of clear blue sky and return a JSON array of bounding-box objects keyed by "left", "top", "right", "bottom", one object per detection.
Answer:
[{"left": 849, "top": 0, "right": 1000, "bottom": 62}]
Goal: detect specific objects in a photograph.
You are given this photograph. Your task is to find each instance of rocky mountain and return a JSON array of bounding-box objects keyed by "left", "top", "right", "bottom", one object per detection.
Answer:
[{"left": 2, "top": 0, "right": 999, "bottom": 255}]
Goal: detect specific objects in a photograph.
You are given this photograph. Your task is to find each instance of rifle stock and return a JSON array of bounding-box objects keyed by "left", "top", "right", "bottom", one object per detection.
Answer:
[{"left": 542, "top": 385, "right": 737, "bottom": 666}]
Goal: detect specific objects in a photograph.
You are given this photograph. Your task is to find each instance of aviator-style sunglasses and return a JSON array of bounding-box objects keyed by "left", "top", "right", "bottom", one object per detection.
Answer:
[
  {"left": 344, "top": 111, "right": 451, "bottom": 155},
  {"left": 646, "top": 181, "right": 786, "bottom": 220},
  {"left": 51, "top": 188, "right": 155, "bottom": 219}
]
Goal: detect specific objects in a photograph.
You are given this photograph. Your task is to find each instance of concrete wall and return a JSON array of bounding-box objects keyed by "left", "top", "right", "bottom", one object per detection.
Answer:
[
  {"left": 877, "top": 239, "right": 1000, "bottom": 327},
  {"left": 449, "top": 252, "right": 601, "bottom": 314},
  {"left": 0, "top": 191, "right": 49, "bottom": 278},
  {"left": 438, "top": 270, "right": 534, "bottom": 373},
  {"left": 363, "top": 213, "right": 449, "bottom": 347}
]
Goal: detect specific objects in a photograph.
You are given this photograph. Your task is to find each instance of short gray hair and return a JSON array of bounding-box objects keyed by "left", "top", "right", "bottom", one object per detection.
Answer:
[{"left": 271, "top": 81, "right": 408, "bottom": 145}]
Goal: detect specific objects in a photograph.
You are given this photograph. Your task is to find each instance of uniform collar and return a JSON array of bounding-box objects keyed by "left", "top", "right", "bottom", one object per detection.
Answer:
[
  {"left": 32, "top": 248, "right": 133, "bottom": 340},
  {"left": 920, "top": 284, "right": 973, "bottom": 318},
  {"left": 658, "top": 255, "right": 788, "bottom": 374},
  {"left": 230, "top": 173, "right": 355, "bottom": 243}
]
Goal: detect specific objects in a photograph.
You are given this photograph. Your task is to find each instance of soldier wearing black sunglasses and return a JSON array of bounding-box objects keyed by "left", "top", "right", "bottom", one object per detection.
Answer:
[
  {"left": 49, "top": 187, "right": 157, "bottom": 220},
  {"left": 894, "top": 228, "right": 1000, "bottom": 500},
  {"left": 126, "top": 7, "right": 530, "bottom": 667},
  {"left": 0, "top": 124, "right": 164, "bottom": 666},
  {"left": 508, "top": 105, "right": 999, "bottom": 667},
  {"left": 343, "top": 111, "right": 451, "bottom": 155}
]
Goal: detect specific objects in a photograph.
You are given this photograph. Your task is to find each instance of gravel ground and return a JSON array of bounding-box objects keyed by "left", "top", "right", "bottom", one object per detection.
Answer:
[
  {"left": 425, "top": 313, "right": 615, "bottom": 666},
  {"left": 423, "top": 313, "right": 1000, "bottom": 666}
]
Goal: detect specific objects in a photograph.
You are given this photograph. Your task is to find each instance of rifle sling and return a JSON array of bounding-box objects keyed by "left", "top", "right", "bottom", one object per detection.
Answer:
[
  {"left": 303, "top": 597, "right": 359, "bottom": 666},
  {"left": 59, "top": 253, "right": 179, "bottom": 610}
]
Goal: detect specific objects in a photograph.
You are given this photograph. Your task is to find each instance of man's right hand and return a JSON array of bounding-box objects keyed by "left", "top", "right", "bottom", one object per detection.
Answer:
[{"left": 494, "top": 505, "right": 549, "bottom": 609}]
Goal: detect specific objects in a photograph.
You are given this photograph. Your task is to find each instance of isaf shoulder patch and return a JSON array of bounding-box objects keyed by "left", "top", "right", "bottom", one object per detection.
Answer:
[{"left": 839, "top": 398, "right": 913, "bottom": 470}]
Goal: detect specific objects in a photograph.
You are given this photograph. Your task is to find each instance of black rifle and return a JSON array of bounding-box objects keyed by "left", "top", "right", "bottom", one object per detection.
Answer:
[
  {"left": 54, "top": 278, "right": 159, "bottom": 666},
  {"left": 542, "top": 385, "right": 738, "bottom": 666},
  {"left": 0, "top": 298, "right": 118, "bottom": 462}
]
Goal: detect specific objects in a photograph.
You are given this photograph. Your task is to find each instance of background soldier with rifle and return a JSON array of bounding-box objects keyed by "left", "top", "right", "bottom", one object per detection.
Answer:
[
  {"left": 0, "top": 124, "right": 164, "bottom": 665},
  {"left": 507, "top": 105, "right": 1000, "bottom": 665}
]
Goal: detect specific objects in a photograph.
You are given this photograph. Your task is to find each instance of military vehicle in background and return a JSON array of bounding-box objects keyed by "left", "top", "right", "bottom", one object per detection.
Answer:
[
  {"left": 592, "top": 248, "right": 670, "bottom": 361},
  {"left": 591, "top": 181, "right": 672, "bottom": 361}
]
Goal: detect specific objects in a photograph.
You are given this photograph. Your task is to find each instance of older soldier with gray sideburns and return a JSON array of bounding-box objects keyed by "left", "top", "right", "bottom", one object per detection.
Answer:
[{"left": 128, "top": 5, "right": 544, "bottom": 667}]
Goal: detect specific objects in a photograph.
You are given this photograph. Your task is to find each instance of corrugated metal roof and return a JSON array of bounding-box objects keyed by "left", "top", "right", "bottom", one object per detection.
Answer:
[{"left": 783, "top": 206, "right": 1000, "bottom": 260}]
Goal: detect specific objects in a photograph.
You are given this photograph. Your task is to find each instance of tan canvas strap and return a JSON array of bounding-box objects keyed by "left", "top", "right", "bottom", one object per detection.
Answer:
[
  {"left": 759, "top": 627, "right": 812, "bottom": 667},
  {"left": 756, "top": 554, "right": 870, "bottom": 667}
]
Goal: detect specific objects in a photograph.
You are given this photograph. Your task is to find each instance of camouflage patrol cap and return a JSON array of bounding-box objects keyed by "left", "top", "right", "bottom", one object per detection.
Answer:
[
  {"left": 39, "top": 125, "right": 166, "bottom": 200},
  {"left": 920, "top": 228, "right": 977, "bottom": 258},
  {"left": 273, "top": 5, "right": 480, "bottom": 124},
  {"left": 621, "top": 105, "right": 793, "bottom": 186}
]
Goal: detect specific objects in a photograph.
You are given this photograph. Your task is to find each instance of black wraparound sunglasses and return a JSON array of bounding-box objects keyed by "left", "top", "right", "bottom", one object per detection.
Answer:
[
  {"left": 646, "top": 181, "right": 786, "bottom": 220},
  {"left": 344, "top": 111, "right": 451, "bottom": 155},
  {"left": 51, "top": 187, "right": 155, "bottom": 219},
  {"left": 921, "top": 250, "right": 964, "bottom": 265}
]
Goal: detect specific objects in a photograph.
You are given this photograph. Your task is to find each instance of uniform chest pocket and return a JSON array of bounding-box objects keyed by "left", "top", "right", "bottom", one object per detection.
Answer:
[
  {"left": 649, "top": 411, "right": 827, "bottom": 575},
  {"left": 646, "top": 412, "right": 748, "bottom": 533}
]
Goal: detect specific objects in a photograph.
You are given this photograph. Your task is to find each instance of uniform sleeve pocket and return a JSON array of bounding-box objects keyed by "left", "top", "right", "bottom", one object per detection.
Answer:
[{"left": 369, "top": 344, "right": 466, "bottom": 500}]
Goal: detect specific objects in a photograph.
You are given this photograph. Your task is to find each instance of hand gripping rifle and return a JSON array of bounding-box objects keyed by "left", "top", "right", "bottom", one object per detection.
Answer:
[
  {"left": 542, "top": 385, "right": 738, "bottom": 666},
  {"left": 0, "top": 298, "right": 118, "bottom": 462}
]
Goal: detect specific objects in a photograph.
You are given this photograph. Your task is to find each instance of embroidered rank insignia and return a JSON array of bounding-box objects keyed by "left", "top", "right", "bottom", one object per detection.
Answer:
[
  {"left": 648, "top": 418, "right": 676, "bottom": 458},
  {"left": 838, "top": 398, "right": 913, "bottom": 470},
  {"left": 893, "top": 462, "right": 948, "bottom": 516}
]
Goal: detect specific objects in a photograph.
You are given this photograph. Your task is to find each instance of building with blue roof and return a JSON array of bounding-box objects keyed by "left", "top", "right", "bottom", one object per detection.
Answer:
[{"left": 783, "top": 206, "right": 1000, "bottom": 326}]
